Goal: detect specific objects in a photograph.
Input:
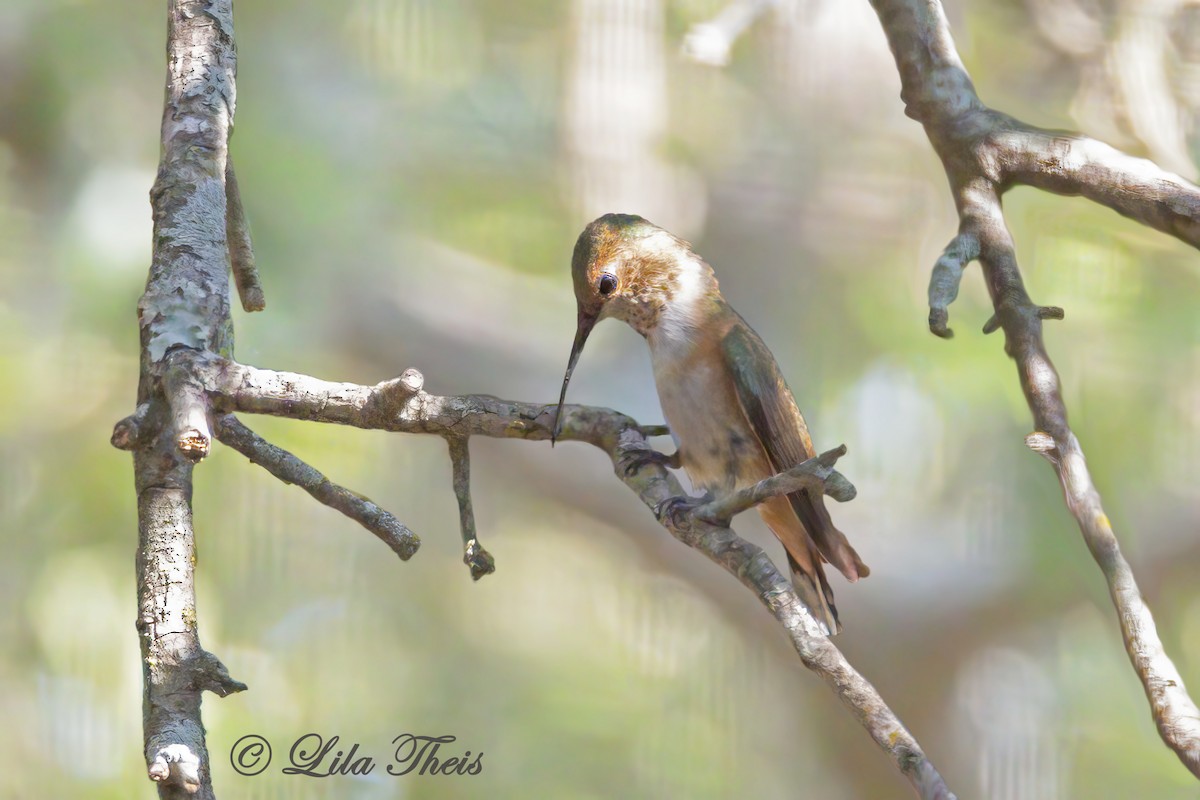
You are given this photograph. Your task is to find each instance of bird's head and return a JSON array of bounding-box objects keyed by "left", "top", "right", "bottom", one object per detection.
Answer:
[{"left": 552, "top": 213, "right": 714, "bottom": 443}]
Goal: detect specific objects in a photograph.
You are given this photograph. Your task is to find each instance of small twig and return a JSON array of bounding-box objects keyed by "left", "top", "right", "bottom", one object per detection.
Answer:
[
  {"left": 446, "top": 435, "right": 494, "bottom": 580},
  {"left": 192, "top": 649, "right": 249, "bottom": 697},
  {"left": 163, "top": 354, "right": 212, "bottom": 462},
  {"left": 112, "top": 403, "right": 152, "bottom": 450},
  {"left": 212, "top": 414, "right": 420, "bottom": 560},
  {"left": 927, "top": 230, "right": 979, "bottom": 338},
  {"left": 696, "top": 445, "right": 847, "bottom": 525},
  {"left": 370, "top": 367, "right": 425, "bottom": 420},
  {"left": 225, "top": 158, "right": 264, "bottom": 312}
]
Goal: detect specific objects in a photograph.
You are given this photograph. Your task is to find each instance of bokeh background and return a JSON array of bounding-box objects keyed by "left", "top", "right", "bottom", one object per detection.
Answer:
[{"left": 2, "top": 0, "right": 1199, "bottom": 797}]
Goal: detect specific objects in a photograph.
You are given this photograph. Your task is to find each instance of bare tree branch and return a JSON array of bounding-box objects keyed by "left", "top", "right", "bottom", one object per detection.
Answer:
[
  {"left": 696, "top": 445, "right": 848, "bottom": 525},
  {"left": 869, "top": 0, "right": 1200, "bottom": 778},
  {"left": 128, "top": 0, "right": 245, "bottom": 796},
  {"left": 159, "top": 347, "right": 956, "bottom": 800},
  {"left": 137, "top": 452, "right": 247, "bottom": 799},
  {"left": 212, "top": 414, "right": 420, "bottom": 560}
]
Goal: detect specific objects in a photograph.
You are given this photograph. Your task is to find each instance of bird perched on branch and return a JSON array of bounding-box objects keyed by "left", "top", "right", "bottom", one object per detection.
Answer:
[{"left": 552, "top": 213, "right": 868, "bottom": 634}]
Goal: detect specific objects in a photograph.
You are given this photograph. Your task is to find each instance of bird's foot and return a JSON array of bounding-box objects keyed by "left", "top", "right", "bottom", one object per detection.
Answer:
[
  {"left": 618, "top": 446, "right": 681, "bottom": 477},
  {"left": 653, "top": 491, "right": 715, "bottom": 527}
]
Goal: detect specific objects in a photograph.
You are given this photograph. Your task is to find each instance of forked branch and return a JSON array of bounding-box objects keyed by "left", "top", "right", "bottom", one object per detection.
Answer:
[
  {"left": 869, "top": 0, "right": 1200, "bottom": 777},
  {"left": 150, "top": 348, "right": 955, "bottom": 800}
]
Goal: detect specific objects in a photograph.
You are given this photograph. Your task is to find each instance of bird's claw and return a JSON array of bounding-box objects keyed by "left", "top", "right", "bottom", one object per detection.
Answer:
[
  {"left": 618, "top": 447, "right": 680, "bottom": 477},
  {"left": 653, "top": 491, "right": 714, "bottom": 527}
]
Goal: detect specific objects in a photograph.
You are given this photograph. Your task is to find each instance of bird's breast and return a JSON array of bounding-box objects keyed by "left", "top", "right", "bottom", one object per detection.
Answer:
[{"left": 648, "top": 334, "right": 772, "bottom": 494}]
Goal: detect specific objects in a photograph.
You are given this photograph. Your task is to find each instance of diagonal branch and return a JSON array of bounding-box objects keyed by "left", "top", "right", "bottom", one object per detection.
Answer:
[
  {"left": 1001, "top": 128, "right": 1200, "bottom": 246},
  {"left": 869, "top": 0, "right": 1200, "bottom": 778},
  {"left": 696, "top": 445, "right": 848, "bottom": 525},
  {"left": 212, "top": 414, "right": 420, "bottom": 560},
  {"left": 162, "top": 348, "right": 955, "bottom": 799}
]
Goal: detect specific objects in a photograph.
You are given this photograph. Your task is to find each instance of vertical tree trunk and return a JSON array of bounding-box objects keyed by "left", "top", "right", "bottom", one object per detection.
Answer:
[{"left": 128, "top": 1, "right": 247, "bottom": 795}]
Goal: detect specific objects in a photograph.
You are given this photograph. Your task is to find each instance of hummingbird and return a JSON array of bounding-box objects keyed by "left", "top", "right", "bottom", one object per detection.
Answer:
[{"left": 552, "top": 213, "right": 868, "bottom": 634}]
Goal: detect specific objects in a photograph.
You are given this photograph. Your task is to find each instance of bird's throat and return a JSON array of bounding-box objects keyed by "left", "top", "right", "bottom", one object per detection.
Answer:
[{"left": 645, "top": 254, "right": 718, "bottom": 348}]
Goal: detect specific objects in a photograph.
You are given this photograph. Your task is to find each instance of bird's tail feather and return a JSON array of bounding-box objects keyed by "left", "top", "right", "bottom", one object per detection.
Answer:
[
  {"left": 787, "top": 553, "right": 840, "bottom": 636},
  {"left": 790, "top": 489, "right": 870, "bottom": 581}
]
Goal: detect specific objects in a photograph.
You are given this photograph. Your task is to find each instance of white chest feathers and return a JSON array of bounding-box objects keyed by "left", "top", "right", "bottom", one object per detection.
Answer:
[{"left": 652, "top": 253, "right": 710, "bottom": 348}]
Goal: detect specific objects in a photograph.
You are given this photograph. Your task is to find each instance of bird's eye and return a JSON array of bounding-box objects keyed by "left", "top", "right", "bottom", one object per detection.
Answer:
[{"left": 598, "top": 274, "right": 618, "bottom": 296}]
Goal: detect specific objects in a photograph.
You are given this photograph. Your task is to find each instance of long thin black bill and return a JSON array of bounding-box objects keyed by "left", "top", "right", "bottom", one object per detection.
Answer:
[{"left": 551, "top": 311, "right": 598, "bottom": 445}]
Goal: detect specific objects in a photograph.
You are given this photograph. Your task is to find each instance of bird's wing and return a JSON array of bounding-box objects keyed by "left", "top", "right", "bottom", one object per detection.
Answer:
[{"left": 721, "top": 315, "right": 868, "bottom": 581}]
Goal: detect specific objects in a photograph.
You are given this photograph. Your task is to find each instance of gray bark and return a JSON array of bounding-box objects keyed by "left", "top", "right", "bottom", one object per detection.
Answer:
[
  {"left": 867, "top": 0, "right": 1200, "bottom": 778},
  {"left": 127, "top": 1, "right": 246, "bottom": 796},
  {"left": 121, "top": 348, "right": 957, "bottom": 799}
]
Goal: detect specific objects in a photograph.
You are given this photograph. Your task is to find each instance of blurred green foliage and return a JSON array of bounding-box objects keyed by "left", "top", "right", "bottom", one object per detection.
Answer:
[{"left": 1, "top": 0, "right": 1198, "bottom": 798}]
